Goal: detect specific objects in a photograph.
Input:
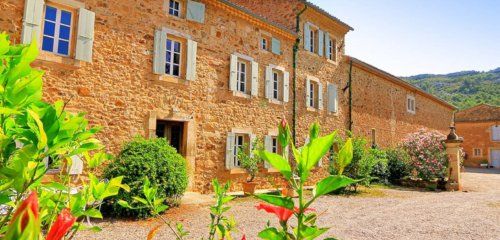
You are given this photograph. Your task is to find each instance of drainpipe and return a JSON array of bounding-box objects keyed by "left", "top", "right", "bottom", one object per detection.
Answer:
[
  {"left": 292, "top": 4, "right": 307, "bottom": 145},
  {"left": 348, "top": 59, "right": 353, "bottom": 133}
]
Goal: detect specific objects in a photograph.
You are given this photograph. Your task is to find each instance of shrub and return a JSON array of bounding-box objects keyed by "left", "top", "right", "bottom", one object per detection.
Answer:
[
  {"left": 386, "top": 148, "right": 411, "bottom": 182},
  {"left": 103, "top": 137, "right": 188, "bottom": 218},
  {"left": 237, "top": 138, "right": 263, "bottom": 182},
  {"left": 401, "top": 129, "right": 447, "bottom": 181},
  {"left": 367, "top": 148, "right": 389, "bottom": 183},
  {"left": 330, "top": 136, "right": 368, "bottom": 179}
]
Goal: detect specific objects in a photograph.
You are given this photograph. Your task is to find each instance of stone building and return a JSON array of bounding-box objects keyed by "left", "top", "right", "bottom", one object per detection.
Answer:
[
  {"left": 1, "top": 0, "right": 455, "bottom": 192},
  {"left": 455, "top": 104, "right": 500, "bottom": 168}
]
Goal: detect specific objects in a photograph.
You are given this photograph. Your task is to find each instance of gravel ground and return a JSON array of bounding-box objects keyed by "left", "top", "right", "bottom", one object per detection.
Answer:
[{"left": 75, "top": 168, "right": 500, "bottom": 240}]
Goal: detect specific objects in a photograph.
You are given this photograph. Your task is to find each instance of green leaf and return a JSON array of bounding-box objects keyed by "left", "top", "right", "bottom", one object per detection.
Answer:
[
  {"left": 309, "top": 122, "right": 320, "bottom": 141},
  {"left": 258, "top": 227, "right": 285, "bottom": 240},
  {"left": 255, "top": 194, "right": 294, "bottom": 210},
  {"left": 299, "top": 132, "right": 336, "bottom": 182},
  {"left": 117, "top": 200, "right": 134, "bottom": 209},
  {"left": 313, "top": 175, "right": 356, "bottom": 198},
  {"left": 300, "top": 226, "right": 329, "bottom": 240},
  {"left": 256, "top": 150, "right": 292, "bottom": 180},
  {"left": 84, "top": 208, "right": 103, "bottom": 219},
  {"left": 27, "top": 109, "right": 47, "bottom": 150},
  {"left": 336, "top": 138, "right": 353, "bottom": 175}
]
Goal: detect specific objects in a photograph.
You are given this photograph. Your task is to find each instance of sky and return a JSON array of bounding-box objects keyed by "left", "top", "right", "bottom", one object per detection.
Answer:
[{"left": 310, "top": 0, "right": 500, "bottom": 76}]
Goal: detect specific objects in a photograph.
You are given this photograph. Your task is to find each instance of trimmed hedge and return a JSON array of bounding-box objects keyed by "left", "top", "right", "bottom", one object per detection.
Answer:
[{"left": 103, "top": 137, "right": 188, "bottom": 218}]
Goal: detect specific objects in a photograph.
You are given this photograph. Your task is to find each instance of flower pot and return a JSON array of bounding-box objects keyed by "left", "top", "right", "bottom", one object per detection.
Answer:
[{"left": 242, "top": 182, "right": 258, "bottom": 195}]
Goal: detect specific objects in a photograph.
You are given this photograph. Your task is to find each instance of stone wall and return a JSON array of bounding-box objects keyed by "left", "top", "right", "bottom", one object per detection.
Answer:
[{"left": 456, "top": 121, "right": 500, "bottom": 167}]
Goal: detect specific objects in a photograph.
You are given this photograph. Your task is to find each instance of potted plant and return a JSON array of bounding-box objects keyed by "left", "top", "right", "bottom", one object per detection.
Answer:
[
  {"left": 480, "top": 159, "right": 489, "bottom": 168},
  {"left": 238, "top": 138, "right": 263, "bottom": 195}
]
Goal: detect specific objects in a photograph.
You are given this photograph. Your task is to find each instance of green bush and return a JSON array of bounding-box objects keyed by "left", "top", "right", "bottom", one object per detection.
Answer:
[
  {"left": 386, "top": 148, "right": 411, "bottom": 182},
  {"left": 103, "top": 137, "right": 188, "bottom": 218},
  {"left": 330, "top": 136, "right": 368, "bottom": 179},
  {"left": 366, "top": 148, "right": 389, "bottom": 183}
]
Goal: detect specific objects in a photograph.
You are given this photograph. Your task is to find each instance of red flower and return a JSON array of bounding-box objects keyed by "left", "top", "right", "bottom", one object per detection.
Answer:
[
  {"left": 280, "top": 118, "right": 288, "bottom": 129},
  {"left": 46, "top": 208, "right": 77, "bottom": 240},
  {"left": 255, "top": 203, "right": 314, "bottom": 222},
  {"left": 11, "top": 192, "right": 39, "bottom": 230},
  {"left": 241, "top": 234, "right": 246, "bottom": 240}
]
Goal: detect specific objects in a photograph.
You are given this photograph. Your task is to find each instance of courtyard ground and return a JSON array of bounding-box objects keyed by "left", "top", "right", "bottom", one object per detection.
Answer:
[{"left": 75, "top": 168, "right": 500, "bottom": 240}]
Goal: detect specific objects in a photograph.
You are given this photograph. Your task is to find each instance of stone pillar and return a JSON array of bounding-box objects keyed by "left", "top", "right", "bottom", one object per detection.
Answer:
[{"left": 444, "top": 126, "right": 463, "bottom": 191}]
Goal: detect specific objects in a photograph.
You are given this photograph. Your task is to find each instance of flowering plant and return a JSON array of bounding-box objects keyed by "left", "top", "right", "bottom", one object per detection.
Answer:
[
  {"left": 401, "top": 129, "right": 448, "bottom": 181},
  {"left": 254, "top": 120, "right": 356, "bottom": 239}
]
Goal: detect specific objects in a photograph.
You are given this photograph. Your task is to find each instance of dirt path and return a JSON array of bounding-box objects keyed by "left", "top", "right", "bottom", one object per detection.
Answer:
[{"left": 75, "top": 168, "right": 500, "bottom": 240}]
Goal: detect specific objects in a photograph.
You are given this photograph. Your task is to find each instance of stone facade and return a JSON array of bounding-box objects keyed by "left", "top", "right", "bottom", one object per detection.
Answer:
[
  {"left": 455, "top": 104, "right": 500, "bottom": 168},
  {"left": 1, "top": 0, "right": 455, "bottom": 193}
]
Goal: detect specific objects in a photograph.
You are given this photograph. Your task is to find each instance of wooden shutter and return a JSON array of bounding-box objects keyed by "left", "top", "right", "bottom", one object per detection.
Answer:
[
  {"left": 324, "top": 32, "right": 331, "bottom": 60},
  {"left": 186, "top": 39, "right": 198, "bottom": 81},
  {"left": 229, "top": 54, "right": 238, "bottom": 91},
  {"left": 153, "top": 29, "right": 167, "bottom": 74},
  {"left": 328, "top": 83, "right": 338, "bottom": 113},
  {"left": 271, "top": 37, "right": 281, "bottom": 55},
  {"left": 283, "top": 71, "right": 290, "bottom": 102},
  {"left": 303, "top": 23, "right": 310, "bottom": 51},
  {"left": 251, "top": 61, "right": 259, "bottom": 96},
  {"left": 318, "top": 29, "right": 324, "bottom": 56},
  {"left": 264, "top": 135, "right": 272, "bottom": 168},
  {"left": 75, "top": 8, "right": 96, "bottom": 62},
  {"left": 306, "top": 78, "right": 311, "bottom": 107},
  {"left": 21, "top": 0, "right": 44, "bottom": 44},
  {"left": 318, "top": 82, "right": 324, "bottom": 110},
  {"left": 265, "top": 66, "right": 273, "bottom": 99},
  {"left": 186, "top": 0, "right": 205, "bottom": 23},
  {"left": 226, "top": 132, "right": 235, "bottom": 169}
]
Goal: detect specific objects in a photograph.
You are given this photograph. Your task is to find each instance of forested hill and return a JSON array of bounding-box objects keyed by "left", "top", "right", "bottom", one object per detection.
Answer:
[{"left": 402, "top": 68, "right": 500, "bottom": 109}]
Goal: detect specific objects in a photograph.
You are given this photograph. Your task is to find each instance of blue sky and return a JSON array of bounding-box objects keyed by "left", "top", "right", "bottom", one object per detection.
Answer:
[{"left": 310, "top": 0, "right": 500, "bottom": 76}]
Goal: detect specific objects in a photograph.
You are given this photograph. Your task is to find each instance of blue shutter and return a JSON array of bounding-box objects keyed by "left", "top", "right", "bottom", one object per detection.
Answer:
[
  {"left": 186, "top": 0, "right": 205, "bottom": 23},
  {"left": 271, "top": 37, "right": 281, "bottom": 55}
]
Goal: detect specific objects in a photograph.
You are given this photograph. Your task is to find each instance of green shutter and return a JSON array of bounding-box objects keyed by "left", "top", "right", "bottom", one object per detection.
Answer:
[{"left": 186, "top": 0, "right": 206, "bottom": 23}]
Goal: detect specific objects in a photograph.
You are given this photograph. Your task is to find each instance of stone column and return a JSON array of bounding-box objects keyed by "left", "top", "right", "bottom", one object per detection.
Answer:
[{"left": 444, "top": 126, "right": 463, "bottom": 191}]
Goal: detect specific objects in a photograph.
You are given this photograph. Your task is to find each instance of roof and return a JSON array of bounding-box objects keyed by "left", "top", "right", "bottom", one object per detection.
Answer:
[
  {"left": 455, "top": 104, "right": 500, "bottom": 122},
  {"left": 217, "top": 0, "right": 297, "bottom": 37},
  {"left": 345, "top": 56, "right": 457, "bottom": 110},
  {"left": 301, "top": 1, "right": 354, "bottom": 31}
]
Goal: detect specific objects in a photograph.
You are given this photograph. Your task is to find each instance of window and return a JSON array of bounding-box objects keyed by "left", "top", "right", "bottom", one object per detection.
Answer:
[
  {"left": 328, "top": 39, "right": 337, "bottom": 61},
  {"left": 233, "top": 134, "right": 247, "bottom": 167},
  {"left": 237, "top": 61, "right": 247, "bottom": 93},
  {"left": 261, "top": 38, "right": 268, "bottom": 51},
  {"left": 492, "top": 126, "right": 500, "bottom": 141},
  {"left": 272, "top": 70, "right": 282, "bottom": 100},
  {"left": 42, "top": 5, "right": 73, "bottom": 56},
  {"left": 166, "top": 39, "right": 182, "bottom": 77},
  {"left": 168, "top": 0, "right": 181, "bottom": 17},
  {"left": 407, "top": 95, "right": 416, "bottom": 113},
  {"left": 309, "top": 29, "right": 316, "bottom": 53},
  {"left": 306, "top": 77, "right": 322, "bottom": 110},
  {"left": 473, "top": 148, "right": 482, "bottom": 157},
  {"left": 309, "top": 81, "right": 315, "bottom": 108},
  {"left": 271, "top": 137, "right": 278, "bottom": 154}
]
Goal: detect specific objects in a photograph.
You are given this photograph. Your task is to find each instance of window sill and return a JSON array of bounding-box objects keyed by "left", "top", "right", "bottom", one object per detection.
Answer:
[
  {"left": 157, "top": 74, "right": 189, "bottom": 84},
  {"left": 232, "top": 91, "right": 252, "bottom": 99},
  {"left": 407, "top": 110, "right": 416, "bottom": 115},
  {"left": 327, "top": 59, "right": 338, "bottom": 65},
  {"left": 268, "top": 98, "right": 284, "bottom": 105},
  {"left": 229, "top": 168, "right": 246, "bottom": 174},
  {"left": 328, "top": 111, "right": 339, "bottom": 116},
  {"left": 33, "top": 52, "right": 81, "bottom": 70},
  {"left": 306, "top": 107, "right": 319, "bottom": 112},
  {"left": 265, "top": 168, "right": 280, "bottom": 173}
]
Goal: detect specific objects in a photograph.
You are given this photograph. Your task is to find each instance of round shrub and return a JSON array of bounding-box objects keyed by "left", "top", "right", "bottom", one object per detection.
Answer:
[
  {"left": 103, "top": 137, "right": 188, "bottom": 218},
  {"left": 386, "top": 148, "right": 411, "bottom": 182},
  {"left": 401, "top": 129, "right": 447, "bottom": 181},
  {"left": 367, "top": 148, "right": 389, "bottom": 183}
]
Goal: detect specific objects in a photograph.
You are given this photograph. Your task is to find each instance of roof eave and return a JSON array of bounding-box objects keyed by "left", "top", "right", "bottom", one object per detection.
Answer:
[{"left": 301, "top": 0, "right": 354, "bottom": 31}]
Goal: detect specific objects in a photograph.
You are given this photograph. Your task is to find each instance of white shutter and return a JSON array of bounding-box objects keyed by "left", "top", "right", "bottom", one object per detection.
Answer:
[
  {"left": 264, "top": 135, "right": 272, "bottom": 168},
  {"left": 271, "top": 37, "right": 281, "bottom": 55},
  {"left": 153, "top": 29, "right": 167, "bottom": 74},
  {"left": 226, "top": 132, "right": 235, "bottom": 169},
  {"left": 229, "top": 54, "right": 238, "bottom": 91},
  {"left": 186, "top": 39, "right": 198, "bottom": 81},
  {"left": 186, "top": 0, "right": 205, "bottom": 23},
  {"left": 306, "top": 78, "right": 311, "bottom": 107},
  {"left": 318, "top": 82, "right": 324, "bottom": 110},
  {"left": 283, "top": 71, "right": 290, "bottom": 102},
  {"left": 324, "top": 32, "right": 331, "bottom": 60},
  {"left": 75, "top": 8, "right": 96, "bottom": 62},
  {"left": 492, "top": 126, "right": 500, "bottom": 141},
  {"left": 318, "top": 29, "right": 324, "bottom": 56},
  {"left": 21, "top": 0, "right": 44, "bottom": 44},
  {"left": 328, "top": 83, "right": 338, "bottom": 113},
  {"left": 265, "top": 66, "right": 273, "bottom": 99},
  {"left": 251, "top": 61, "right": 259, "bottom": 97},
  {"left": 303, "top": 22, "right": 310, "bottom": 51}
]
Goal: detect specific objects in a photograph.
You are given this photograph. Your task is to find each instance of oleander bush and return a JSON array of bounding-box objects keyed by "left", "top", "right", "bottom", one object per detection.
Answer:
[
  {"left": 402, "top": 129, "right": 447, "bottom": 181},
  {"left": 103, "top": 137, "right": 188, "bottom": 218}
]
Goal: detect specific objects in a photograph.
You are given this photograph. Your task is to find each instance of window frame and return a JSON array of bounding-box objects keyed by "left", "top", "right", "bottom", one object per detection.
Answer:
[
  {"left": 261, "top": 38, "right": 268, "bottom": 51},
  {"left": 165, "top": 38, "right": 183, "bottom": 77},
  {"left": 41, "top": 3, "right": 76, "bottom": 57},
  {"left": 407, "top": 95, "right": 416, "bottom": 114},
  {"left": 272, "top": 70, "right": 284, "bottom": 101},
  {"left": 168, "top": 0, "right": 182, "bottom": 17},
  {"left": 236, "top": 60, "right": 248, "bottom": 93},
  {"left": 309, "top": 29, "right": 316, "bottom": 53},
  {"left": 233, "top": 134, "right": 248, "bottom": 168},
  {"left": 473, "top": 148, "right": 482, "bottom": 157}
]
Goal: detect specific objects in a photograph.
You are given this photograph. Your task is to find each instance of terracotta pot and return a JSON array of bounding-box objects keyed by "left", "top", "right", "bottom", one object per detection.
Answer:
[{"left": 242, "top": 182, "right": 258, "bottom": 195}]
